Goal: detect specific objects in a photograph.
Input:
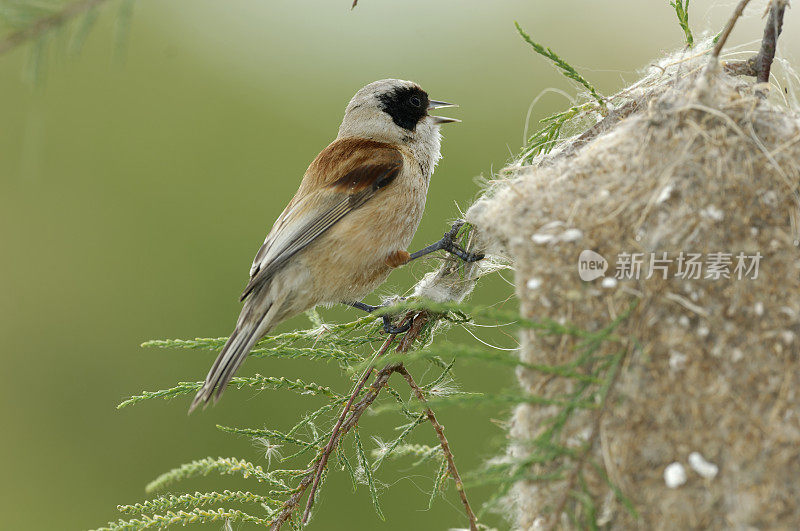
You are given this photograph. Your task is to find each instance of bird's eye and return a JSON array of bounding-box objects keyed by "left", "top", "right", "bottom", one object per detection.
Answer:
[{"left": 409, "top": 95, "right": 422, "bottom": 108}]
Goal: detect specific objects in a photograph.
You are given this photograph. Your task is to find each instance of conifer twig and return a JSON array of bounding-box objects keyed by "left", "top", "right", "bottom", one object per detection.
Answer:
[
  {"left": 670, "top": 0, "right": 694, "bottom": 47},
  {"left": 397, "top": 365, "right": 478, "bottom": 531},
  {"left": 273, "top": 310, "right": 422, "bottom": 528},
  {"left": 547, "top": 344, "right": 632, "bottom": 530},
  {"left": 299, "top": 311, "right": 434, "bottom": 523},
  {"left": 109, "top": 221, "right": 488, "bottom": 531},
  {"left": 0, "top": 0, "right": 111, "bottom": 56},
  {"left": 279, "top": 308, "right": 482, "bottom": 529},
  {"left": 301, "top": 331, "right": 401, "bottom": 524},
  {"left": 270, "top": 358, "right": 405, "bottom": 530},
  {"left": 515, "top": 21, "right": 605, "bottom": 108}
]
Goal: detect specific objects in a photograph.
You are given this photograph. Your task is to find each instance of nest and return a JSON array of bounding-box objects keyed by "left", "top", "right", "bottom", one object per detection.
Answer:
[{"left": 469, "top": 36, "right": 800, "bottom": 529}]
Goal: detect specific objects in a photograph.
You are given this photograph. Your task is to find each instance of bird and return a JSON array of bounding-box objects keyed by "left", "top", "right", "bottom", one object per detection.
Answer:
[{"left": 189, "top": 79, "right": 482, "bottom": 413}]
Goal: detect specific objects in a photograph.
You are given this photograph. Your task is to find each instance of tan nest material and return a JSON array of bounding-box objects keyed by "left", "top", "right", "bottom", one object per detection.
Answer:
[{"left": 469, "top": 37, "right": 800, "bottom": 529}]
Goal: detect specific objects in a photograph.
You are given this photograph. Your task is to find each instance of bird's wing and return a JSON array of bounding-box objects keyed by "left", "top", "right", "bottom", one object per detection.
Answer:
[{"left": 241, "top": 139, "right": 404, "bottom": 301}]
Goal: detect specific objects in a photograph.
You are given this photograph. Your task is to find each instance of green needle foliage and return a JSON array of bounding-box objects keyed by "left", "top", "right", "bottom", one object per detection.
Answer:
[
  {"left": 118, "top": 375, "right": 343, "bottom": 409},
  {"left": 96, "top": 293, "right": 635, "bottom": 530},
  {"left": 0, "top": 0, "right": 134, "bottom": 83},
  {"left": 513, "top": 22, "right": 608, "bottom": 163},
  {"left": 370, "top": 443, "right": 441, "bottom": 466},
  {"left": 670, "top": 0, "right": 694, "bottom": 47},
  {"left": 369, "top": 414, "right": 427, "bottom": 472},
  {"left": 354, "top": 428, "right": 384, "bottom": 521},
  {"left": 519, "top": 103, "right": 594, "bottom": 163},
  {"left": 428, "top": 457, "right": 449, "bottom": 509},
  {"left": 146, "top": 457, "right": 288, "bottom": 493},
  {"left": 515, "top": 21, "right": 605, "bottom": 108},
  {"left": 467, "top": 303, "right": 639, "bottom": 527},
  {"left": 96, "top": 508, "right": 273, "bottom": 531},
  {"left": 216, "top": 426, "right": 321, "bottom": 453},
  {"left": 117, "top": 491, "right": 280, "bottom": 515},
  {"left": 517, "top": 2, "right": 697, "bottom": 165}
]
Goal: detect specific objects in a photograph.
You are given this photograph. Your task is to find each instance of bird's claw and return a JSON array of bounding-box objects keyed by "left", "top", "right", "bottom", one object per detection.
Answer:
[
  {"left": 441, "top": 221, "right": 485, "bottom": 263},
  {"left": 379, "top": 296, "right": 411, "bottom": 334},
  {"left": 382, "top": 315, "right": 412, "bottom": 334},
  {"left": 348, "top": 298, "right": 411, "bottom": 335}
]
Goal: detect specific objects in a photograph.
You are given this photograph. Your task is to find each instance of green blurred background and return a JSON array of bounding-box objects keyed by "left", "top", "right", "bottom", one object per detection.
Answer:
[{"left": 1, "top": 1, "right": 796, "bottom": 529}]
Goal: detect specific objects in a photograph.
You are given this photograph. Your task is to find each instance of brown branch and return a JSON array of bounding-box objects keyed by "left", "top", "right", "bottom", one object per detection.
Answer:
[
  {"left": 273, "top": 310, "right": 431, "bottom": 529},
  {"left": 722, "top": 0, "right": 788, "bottom": 83},
  {"left": 711, "top": 0, "right": 752, "bottom": 59},
  {"left": 301, "top": 332, "right": 399, "bottom": 524},
  {"left": 753, "top": 0, "right": 787, "bottom": 83},
  {"left": 0, "top": 0, "right": 110, "bottom": 56},
  {"left": 271, "top": 225, "right": 487, "bottom": 529},
  {"left": 271, "top": 359, "right": 404, "bottom": 530},
  {"left": 722, "top": 59, "right": 758, "bottom": 77},
  {"left": 269, "top": 471, "right": 314, "bottom": 531},
  {"left": 397, "top": 365, "right": 479, "bottom": 531},
  {"left": 339, "top": 362, "right": 401, "bottom": 432}
]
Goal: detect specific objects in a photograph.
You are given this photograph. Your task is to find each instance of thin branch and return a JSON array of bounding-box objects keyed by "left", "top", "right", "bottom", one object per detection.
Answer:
[
  {"left": 301, "top": 332, "right": 400, "bottom": 524},
  {"left": 273, "top": 310, "right": 429, "bottom": 529},
  {"left": 723, "top": 59, "right": 758, "bottom": 77},
  {"left": 721, "top": 0, "right": 787, "bottom": 84},
  {"left": 262, "top": 224, "right": 486, "bottom": 529},
  {"left": 270, "top": 360, "right": 403, "bottom": 530},
  {"left": 553, "top": 100, "right": 640, "bottom": 162},
  {"left": 0, "top": 0, "right": 110, "bottom": 56},
  {"left": 753, "top": 0, "right": 787, "bottom": 83},
  {"left": 711, "top": 0, "right": 752, "bottom": 59},
  {"left": 697, "top": 0, "right": 752, "bottom": 98},
  {"left": 397, "top": 365, "right": 478, "bottom": 531},
  {"left": 274, "top": 308, "right": 484, "bottom": 529}
]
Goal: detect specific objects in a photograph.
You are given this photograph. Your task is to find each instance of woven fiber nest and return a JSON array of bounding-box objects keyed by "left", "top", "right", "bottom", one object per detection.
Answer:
[{"left": 469, "top": 36, "right": 800, "bottom": 529}]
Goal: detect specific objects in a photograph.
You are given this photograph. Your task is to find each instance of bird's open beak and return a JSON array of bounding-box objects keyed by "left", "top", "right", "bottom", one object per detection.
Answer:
[
  {"left": 428, "top": 99, "right": 460, "bottom": 124},
  {"left": 428, "top": 100, "right": 456, "bottom": 110}
]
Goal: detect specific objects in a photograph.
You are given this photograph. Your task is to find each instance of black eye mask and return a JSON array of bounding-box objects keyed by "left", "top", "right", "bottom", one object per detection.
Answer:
[{"left": 377, "top": 86, "right": 429, "bottom": 131}]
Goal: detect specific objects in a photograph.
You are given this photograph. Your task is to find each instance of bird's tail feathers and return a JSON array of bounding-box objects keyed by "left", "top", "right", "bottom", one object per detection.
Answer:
[{"left": 189, "top": 302, "right": 273, "bottom": 414}]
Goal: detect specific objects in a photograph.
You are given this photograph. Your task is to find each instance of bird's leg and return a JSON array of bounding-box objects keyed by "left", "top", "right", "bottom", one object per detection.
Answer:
[
  {"left": 348, "top": 301, "right": 380, "bottom": 313},
  {"left": 408, "top": 220, "right": 485, "bottom": 263},
  {"left": 345, "top": 300, "right": 412, "bottom": 334}
]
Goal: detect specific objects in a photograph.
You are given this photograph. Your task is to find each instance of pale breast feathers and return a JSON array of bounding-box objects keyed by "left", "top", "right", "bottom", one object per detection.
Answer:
[{"left": 241, "top": 139, "right": 404, "bottom": 301}]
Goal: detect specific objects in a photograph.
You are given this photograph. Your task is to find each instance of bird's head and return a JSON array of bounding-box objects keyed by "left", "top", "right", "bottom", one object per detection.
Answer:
[{"left": 337, "top": 79, "right": 458, "bottom": 148}]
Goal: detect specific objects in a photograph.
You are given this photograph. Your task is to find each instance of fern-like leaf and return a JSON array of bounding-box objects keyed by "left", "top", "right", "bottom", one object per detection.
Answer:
[
  {"left": 117, "top": 490, "right": 278, "bottom": 515},
  {"left": 118, "top": 375, "right": 342, "bottom": 409},
  {"left": 370, "top": 414, "right": 427, "bottom": 472},
  {"left": 95, "top": 507, "right": 271, "bottom": 531},
  {"left": 145, "top": 457, "right": 287, "bottom": 494},
  {"left": 354, "top": 429, "right": 384, "bottom": 520},
  {"left": 670, "top": 0, "right": 694, "bottom": 47},
  {"left": 515, "top": 21, "right": 605, "bottom": 107}
]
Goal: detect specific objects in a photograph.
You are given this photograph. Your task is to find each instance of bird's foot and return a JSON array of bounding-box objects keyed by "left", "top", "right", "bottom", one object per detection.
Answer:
[
  {"left": 347, "top": 298, "right": 411, "bottom": 334},
  {"left": 407, "top": 220, "right": 485, "bottom": 263},
  {"left": 381, "top": 314, "right": 412, "bottom": 334},
  {"left": 439, "top": 221, "right": 485, "bottom": 263}
]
